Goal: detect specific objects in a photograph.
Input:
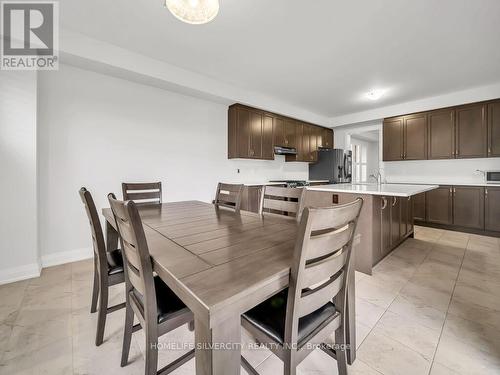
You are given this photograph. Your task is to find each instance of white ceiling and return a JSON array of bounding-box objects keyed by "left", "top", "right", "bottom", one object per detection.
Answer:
[{"left": 60, "top": 0, "right": 500, "bottom": 118}]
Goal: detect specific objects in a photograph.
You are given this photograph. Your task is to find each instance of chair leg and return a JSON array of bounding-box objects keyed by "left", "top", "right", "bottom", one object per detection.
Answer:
[
  {"left": 95, "top": 280, "right": 108, "bottom": 346},
  {"left": 335, "top": 327, "right": 348, "bottom": 375},
  {"left": 187, "top": 321, "right": 195, "bottom": 332},
  {"left": 90, "top": 262, "right": 99, "bottom": 314},
  {"left": 283, "top": 351, "right": 297, "bottom": 375},
  {"left": 121, "top": 300, "right": 134, "bottom": 367},
  {"left": 145, "top": 327, "right": 159, "bottom": 375}
]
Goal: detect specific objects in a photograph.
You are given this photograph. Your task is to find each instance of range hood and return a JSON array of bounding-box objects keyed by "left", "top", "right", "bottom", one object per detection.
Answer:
[{"left": 274, "top": 146, "right": 297, "bottom": 155}]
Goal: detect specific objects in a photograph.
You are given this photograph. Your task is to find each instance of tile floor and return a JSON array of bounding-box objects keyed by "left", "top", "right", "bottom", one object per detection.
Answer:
[{"left": 1, "top": 226, "right": 499, "bottom": 374}]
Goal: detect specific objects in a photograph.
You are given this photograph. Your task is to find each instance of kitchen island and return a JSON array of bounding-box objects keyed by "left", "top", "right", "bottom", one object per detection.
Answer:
[{"left": 305, "top": 183, "right": 438, "bottom": 274}]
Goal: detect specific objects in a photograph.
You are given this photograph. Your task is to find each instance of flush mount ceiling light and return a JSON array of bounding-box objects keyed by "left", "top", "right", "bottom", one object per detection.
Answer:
[
  {"left": 365, "top": 89, "right": 386, "bottom": 101},
  {"left": 165, "top": 0, "right": 219, "bottom": 24}
]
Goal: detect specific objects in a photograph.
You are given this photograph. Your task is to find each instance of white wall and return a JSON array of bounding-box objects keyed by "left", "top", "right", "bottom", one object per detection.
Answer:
[
  {"left": 37, "top": 64, "right": 308, "bottom": 263},
  {"left": 0, "top": 70, "right": 40, "bottom": 283}
]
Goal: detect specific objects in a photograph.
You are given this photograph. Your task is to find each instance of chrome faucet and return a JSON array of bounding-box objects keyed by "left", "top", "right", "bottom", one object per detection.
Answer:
[{"left": 369, "top": 170, "right": 383, "bottom": 185}]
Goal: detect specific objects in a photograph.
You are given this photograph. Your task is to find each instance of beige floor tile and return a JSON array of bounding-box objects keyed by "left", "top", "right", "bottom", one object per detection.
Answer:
[
  {"left": 452, "top": 283, "right": 500, "bottom": 312},
  {"left": 430, "top": 362, "right": 461, "bottom": 375},
  {"left": 356, "top": 277, "right": 402, "bottom": 309},
  {"left": 388, "top": 294, "right": 446, "bottom": 331},
  {"left": 390, "top": 245, "right": 430, "bottom": 265},
  {"left": 448, "top": 298, "right": 500, "bottom": 330},
  {"left": 356, "top": 322, "right": 371, "bottom": 349},
  {"left": 0, "top": 280, "right": 28, "bottom": 325},
  {"left": 399, "top": 281, "right": 453, "bottom": 312},
  {"left": 409, "top": 271, "right": 456, "bottom": 295},
  {"left": 355, "top": 297, "right": 386, "bottom": 328},
  {"left": 357, "top": 331, "right": 431, "bottom": 375},
  {"left": 1, "top": 336, "right": 73, "bottom": 375},
  {"left": 442, "top": 314, "right": 500, "bottom": 356},
  {"left": 434, "top": 333, "right": 500, "bottom": 375},
  {"left": 416, "top": 258, "right": 460, "bottom": 280},
  {"left": 373, "top": 311, "right": 441, "bottom": 359},
  {"left": 430, "top": 243, "right": 466, "bottom": 258}
]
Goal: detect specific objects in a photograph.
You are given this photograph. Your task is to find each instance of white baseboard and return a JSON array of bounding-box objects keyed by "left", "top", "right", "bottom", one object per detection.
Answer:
[
  {"left": 41, "top": 247, "right": 93, "bottom": 268},
  {"left": 0, "top": 262, "right": 41, "bottom": 285}
]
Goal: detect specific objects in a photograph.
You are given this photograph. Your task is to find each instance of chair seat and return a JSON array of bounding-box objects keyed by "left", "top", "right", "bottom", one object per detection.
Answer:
[
  {"left": 242, "top": 289, "right": 339, "bottom": 347},
  {"left": 107, "top": 249, "right": 124, "bottom": 275},
  {"left": 133, "top": 276, "right": 189, "bottom": 324}
]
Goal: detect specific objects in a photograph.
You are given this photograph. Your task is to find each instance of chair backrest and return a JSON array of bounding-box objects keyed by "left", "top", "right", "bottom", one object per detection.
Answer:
[
  {"left": 79, "top": 187, "right": 108, "bottom": 275},
  {"left": 214, "top": 183, "right": 244, "bottom": 212},
  {"left": 284, "top": 198, "right": 363, "bottom": 345},
  {"left": 259, "top": 185, "right": 306, "bottom": 221},
  {"left": 108, "top": 194, "right": 157, "bottom": 320},
  {"left": 122, "top": 182, "right": 162, "bottom": 205}
]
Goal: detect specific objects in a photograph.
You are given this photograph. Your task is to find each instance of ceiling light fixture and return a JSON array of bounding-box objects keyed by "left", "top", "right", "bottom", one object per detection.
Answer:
[
  {"left": 365, "top": 89, "right": 385, "bottom": 101},
  {"left": 165, "top": 0, "right": 219, "bottom": 25}
]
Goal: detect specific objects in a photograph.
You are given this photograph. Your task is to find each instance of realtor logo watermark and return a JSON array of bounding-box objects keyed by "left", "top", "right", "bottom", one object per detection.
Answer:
[{"left": 1, "top": 1, "right": 59, "bottom": 70}]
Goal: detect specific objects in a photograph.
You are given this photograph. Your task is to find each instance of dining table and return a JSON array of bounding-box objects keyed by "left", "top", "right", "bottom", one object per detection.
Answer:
[{"left": 102, "top": 200, "right": 356, "bottom": 375}]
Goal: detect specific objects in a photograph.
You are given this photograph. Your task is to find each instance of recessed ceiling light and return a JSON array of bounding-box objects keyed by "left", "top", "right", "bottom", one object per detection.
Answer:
[
  {"left": 165, "top": 0, "right": 219, "bottom": 25},
  {"left": 365, "top": 89, "right": 385, "bottom": 101}
]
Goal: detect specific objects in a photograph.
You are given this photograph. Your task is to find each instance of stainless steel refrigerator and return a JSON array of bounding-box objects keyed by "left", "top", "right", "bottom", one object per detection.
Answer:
[{"left": 309, "top": 148, "right": 352, "bottom": 183}]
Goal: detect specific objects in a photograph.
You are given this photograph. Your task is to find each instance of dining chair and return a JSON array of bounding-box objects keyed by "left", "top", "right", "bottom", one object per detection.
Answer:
[
  {"left": 122, "top": 182, "right": 162, "bottom": 205},
  {"left": 214, "top": 182, "right": 244, "bottom": 212},
  {"left": 108, "top": 193, "right": 194, "bottom": 375},
  {"left": 241, "top": 198, "right": 363, "bottom": 375},
  {"left": 79, "top": 187, "right": 125, "bottom": 346},
  {"left": 259, "top": 185, "right": 307, "bottom": 221}
]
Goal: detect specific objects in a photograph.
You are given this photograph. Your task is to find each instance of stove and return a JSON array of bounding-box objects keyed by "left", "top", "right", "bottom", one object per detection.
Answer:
[{"left": 269, "top": 180, "right": 310, "bottom": 188}]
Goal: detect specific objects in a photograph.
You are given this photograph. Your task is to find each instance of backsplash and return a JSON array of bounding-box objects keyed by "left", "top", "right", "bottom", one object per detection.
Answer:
[
  {"left": 227, "top": 155, "right": 309, "bottom": 183},
  {"left": 382, "top": 157, "right": 500, "bottom": 184}
]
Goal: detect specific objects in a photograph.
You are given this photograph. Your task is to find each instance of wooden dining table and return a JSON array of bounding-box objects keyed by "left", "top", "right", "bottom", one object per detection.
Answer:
[{"left": 102, "top": 200, "right": 356, "bottom": 374}]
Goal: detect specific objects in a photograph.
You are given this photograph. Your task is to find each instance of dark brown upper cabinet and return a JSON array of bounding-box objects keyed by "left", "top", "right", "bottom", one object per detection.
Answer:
[
  {"left": 455, "top": 103, "right": 487, "bottom": 158},
  {"left": 428, "top": 109, "right": 455, "bottom": 160},
  {"left": 404, "top": 113, "right": 427, "bottom": 160},
  {"left": 228, "top": 103, "right": 332, "bottom": 161},
  {"left": 383, "top": 113, "right": 426, "bottom": 161},
  {"left": 426, "top": 186, "right": 453, "bottom": 225},
  {"left": 488, "top": 100, "right": 500, "bottom": 157},
  {"left": 273, "top": 117, "right": 286, "bottom": 147},
  {"left": 228, "top": 105, "right": 273, "bottom": 160},
  {"left": 383, "top": 117, "right": 404, "bottom": 161},
  {"left": 284, "top": 119, "right": 297, "bottom": 148},
  {"left": 322, "top": 128, "right": 334, "bottom": 149},
  {"left": 485, "top": 187, "right": 500, "bottom": 232},
  {"left": 452, "top": 186, "right": 484, "bottom": 230}
]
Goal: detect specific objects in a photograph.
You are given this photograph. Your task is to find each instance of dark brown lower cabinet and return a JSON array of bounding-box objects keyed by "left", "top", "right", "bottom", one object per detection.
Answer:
[
  {"left": 390, "top": 197, "right": 401, "bottom": 246},
  {"left": 452, "top": 186, "right": 484, "bottom": 229},
  {"left": 426, "top": 186, "right": 453, "bottom": 225},
  {"left": 413, "top": 193, "right": 426, "bottom": 221},
  {"left": 380, "top": 197, "right": 392, "bottom": 258},
  {"left": 485, "top": 187, "right": 500, "bottom": 232},
  {"left": 400, "top": 196, "right": 413, "bottom": 237}
]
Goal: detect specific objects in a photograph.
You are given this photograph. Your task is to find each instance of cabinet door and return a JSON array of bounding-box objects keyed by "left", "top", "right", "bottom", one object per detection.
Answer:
[
  {"left": 236, "top": 107, "right": 251, "bottom": 158},
  {"left": 406, "top": 197, "right": 414, "bottom": 235},
  {"left": 485, "top": 187, "right": 500, "bottom": 232},
  {"left": 381, "top": 197, "right": 392, "bottom": 257},
  {"left": 400, "top": 197, "right": 412, "bottom": 237},
  {"left": 413, "top": 192, "right": 426, "bottom": 221},
  {"left": 428, "top": 110, "right": 455, "bottom": 159},
  {"left": 390, "top": 197, "right": 401, "bottom": 246},
  {"left": 453, "top": 186, "right": 484, "bottom": 229},
  {"left": 322, "top": 128, "right": 334, "bottom": 149},
  {"left": 262, "top": 114, "right": 274, "bottom": 160},
  {"left": 273, "top": 117, "right": 286, "bottom": 147},
  {"left": 426, "top": 186, "right": 453, "bottom": 225},
  {"left": 488, "top": 101, "right": 500, "bottom": 157},
  {"left": 284, "top": 119, "right": 296, "bottom": 148},
  {"left": 383, "top": 118, "right": 403, "bottom": 161},
  {"left": 455, "top": 104, "right": 487, "bottom": 158},
  {"left": 249, "top": 111, "right": 263, "bottom": 158},
  {"left": 308, "top": 125, "right": 318, "bottom": 162},
  {"left": 404, "top": 113, "right": 427, "bottom": 160}
]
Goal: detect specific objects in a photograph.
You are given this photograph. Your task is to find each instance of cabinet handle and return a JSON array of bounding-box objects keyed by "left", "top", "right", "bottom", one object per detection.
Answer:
[
  {"left": 485, "top": 188, "right": 488, "bottom": 197},
  {"left": 449, "top": 187, "right": 452, "bottom": 194},
  {"left": 381, "top": 198, "right": 387, "bottom": 210},
  {"left": 392, "top": 197, "right": 397, "bottom": 206}
]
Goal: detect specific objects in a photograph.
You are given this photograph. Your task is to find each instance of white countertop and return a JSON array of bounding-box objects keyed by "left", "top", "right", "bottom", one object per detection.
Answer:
[
  {"left": 307, "top": 183, "right": 439, "bottom": 197},
  {"left": 386, "top": 180, "right": 500, "bottom": 187},
  {"left": 226, "top": 180, "right": 330, "bottom": 187}
]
